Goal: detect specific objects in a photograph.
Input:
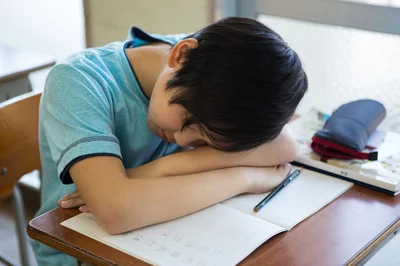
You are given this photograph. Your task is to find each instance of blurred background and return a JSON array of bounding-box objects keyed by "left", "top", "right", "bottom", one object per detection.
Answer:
[{"left": 0, "top": 0, "right": 399, "bottom": 265}]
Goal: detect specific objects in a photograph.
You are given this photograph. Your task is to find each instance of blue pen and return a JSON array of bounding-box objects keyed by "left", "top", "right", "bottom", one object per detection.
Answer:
[{"left": 253, "top": 168, "right": 302, "bottom": 213}]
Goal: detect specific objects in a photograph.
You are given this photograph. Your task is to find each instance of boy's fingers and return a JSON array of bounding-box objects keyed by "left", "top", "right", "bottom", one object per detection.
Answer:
[
  {"left": 60, "top": 197, "right": 85, "bottom": 208},
  {"left": 79, "top": 205, "right": 90, "bottom": 213},
  {"left": 58, "top": 190, "right": 80, "bottom": 204}
]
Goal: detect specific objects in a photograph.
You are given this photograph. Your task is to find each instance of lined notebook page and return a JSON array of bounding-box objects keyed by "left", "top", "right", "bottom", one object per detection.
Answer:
[
  {"left": 62, "top": 204, "right": 285, "bottom": 266},
  {"left": 222, "top": 168, "right": 353, "bottom": 230}
]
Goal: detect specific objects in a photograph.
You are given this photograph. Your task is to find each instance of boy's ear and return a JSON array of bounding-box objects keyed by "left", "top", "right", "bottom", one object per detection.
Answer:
[{"left": 167, "top": 38, "right": 198, "bottom": 69}]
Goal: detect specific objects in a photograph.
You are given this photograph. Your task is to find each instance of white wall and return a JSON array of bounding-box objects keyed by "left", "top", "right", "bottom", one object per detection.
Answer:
[
  {"left": 0, "top": 0, "right": 85, "bottom": 90},
  {"left": 0, "top": 0, "right": 211, "bottom": 89},
  {"left": 258, "top": 14, "right": 400, "bottom": 132},
  {"left": 85, "top": 0, "right": 211, "bottom": 47}
]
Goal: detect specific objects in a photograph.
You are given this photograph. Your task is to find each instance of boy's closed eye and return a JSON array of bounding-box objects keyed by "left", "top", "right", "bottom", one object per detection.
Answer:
[{"left": 180, "top": 122, "right": 210, "bottom": 147}]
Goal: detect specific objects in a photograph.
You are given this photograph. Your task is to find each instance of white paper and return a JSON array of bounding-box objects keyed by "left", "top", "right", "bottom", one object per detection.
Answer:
[
  {"left": 62, "top": 166, "right": 353, "bottom": 265},
  {"left": 222, "top": 168, "right": 353, "bottom": 229},
  {"left": 366, "top": 130, "right": 386, "bottom": 149},
  {"left": 62, "top": 204, "right": 285, "bottom": 266}
]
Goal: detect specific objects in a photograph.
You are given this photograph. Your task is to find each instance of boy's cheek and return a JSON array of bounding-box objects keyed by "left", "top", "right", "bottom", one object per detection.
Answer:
[{"left": 187, "top": 139, "right": 207, "bottom": 148}]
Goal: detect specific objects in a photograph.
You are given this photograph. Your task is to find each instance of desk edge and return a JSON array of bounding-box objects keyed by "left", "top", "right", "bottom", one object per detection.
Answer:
[
  {"left": 346, "top": 216, "right": 400, "bottom": 265},
  {"left": 0, "top": 61, "right": 55, "bottom": 82},
  {"left": 27, "top": 220, "right": 117, "bottom": 266}
]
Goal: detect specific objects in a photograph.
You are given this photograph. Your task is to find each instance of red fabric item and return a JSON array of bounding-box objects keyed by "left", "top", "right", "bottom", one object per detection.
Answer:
[{"left": 311, "top": 136, "right": 378, "bottom": 161}]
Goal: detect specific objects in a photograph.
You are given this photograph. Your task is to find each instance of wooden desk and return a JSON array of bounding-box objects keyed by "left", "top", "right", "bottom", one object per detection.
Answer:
[
  {"left": 28, "top": 185, "right": 400, "bottom": 266},
  {"left": 0, "top": 44, "right": 55, "bottom": 101}
]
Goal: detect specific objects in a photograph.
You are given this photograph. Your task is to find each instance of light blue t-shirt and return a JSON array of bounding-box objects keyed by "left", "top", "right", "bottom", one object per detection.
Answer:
[{"left": 31, "top": 27, "right": 187, "bottom": 266}]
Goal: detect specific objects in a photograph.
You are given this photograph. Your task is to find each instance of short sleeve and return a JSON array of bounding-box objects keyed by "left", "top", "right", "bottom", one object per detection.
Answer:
[{"left": 40, "top": 63, "right": 122, "bottom": 184}]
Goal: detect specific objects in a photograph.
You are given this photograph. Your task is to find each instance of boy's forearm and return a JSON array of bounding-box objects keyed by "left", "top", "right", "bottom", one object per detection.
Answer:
[
  {"left": 106, "top": 167, "right": 251, "bottom": 234},
  {"left": 127, "top": 125, "right": 297, "bottom": 179}
]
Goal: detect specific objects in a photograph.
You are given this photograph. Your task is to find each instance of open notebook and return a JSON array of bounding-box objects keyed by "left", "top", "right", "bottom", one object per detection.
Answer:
[{"left": 62, "top": 168, "right": 352, "bottom": 266}]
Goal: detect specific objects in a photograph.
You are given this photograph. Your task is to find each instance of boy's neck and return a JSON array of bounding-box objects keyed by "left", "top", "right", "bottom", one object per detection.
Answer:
[{"left": 125, "top": 43, "right": 171, "bottom": 98}]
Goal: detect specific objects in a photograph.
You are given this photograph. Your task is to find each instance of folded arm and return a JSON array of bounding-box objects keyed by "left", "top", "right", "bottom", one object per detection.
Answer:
[
  {"left": 127, "top": 125, "right": 297, "bottom": 179},
  {"left": 70, "top": 156, "right": 289, "bottom": 234},
  {"left": 66, "top": 126, "right": 295, "bottom": 234}
]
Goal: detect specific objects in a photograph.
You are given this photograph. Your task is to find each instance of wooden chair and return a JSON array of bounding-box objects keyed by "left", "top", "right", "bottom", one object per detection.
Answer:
[{"left": 0, "top": 91, "right": 41, "bottom": 266}]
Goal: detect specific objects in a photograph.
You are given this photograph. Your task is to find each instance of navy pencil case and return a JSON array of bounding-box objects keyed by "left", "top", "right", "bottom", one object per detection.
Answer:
[{"left": 311, "top": 99, "right": 386, "bottom": 161}]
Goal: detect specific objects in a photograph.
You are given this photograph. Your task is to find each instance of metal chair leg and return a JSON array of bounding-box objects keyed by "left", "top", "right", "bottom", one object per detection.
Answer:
[{"left": 12, "top": 185, "right": 31, "bottom": 266}]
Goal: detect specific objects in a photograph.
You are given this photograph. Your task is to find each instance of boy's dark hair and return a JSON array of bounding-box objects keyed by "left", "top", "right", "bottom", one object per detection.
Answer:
[{"left": 166, "top": 17, "right": 308, "bottom": 152}]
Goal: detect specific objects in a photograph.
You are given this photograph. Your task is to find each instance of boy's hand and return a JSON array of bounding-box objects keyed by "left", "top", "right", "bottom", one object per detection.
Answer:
[
  {"left": 58, "top": 191, "right": 90, "bottom": 213},
  {"left": 57, "top": 166, "right": 152, "bottom": 211},
  {"left": 247, "top": 164, "right": 291, "bottom": 194}
]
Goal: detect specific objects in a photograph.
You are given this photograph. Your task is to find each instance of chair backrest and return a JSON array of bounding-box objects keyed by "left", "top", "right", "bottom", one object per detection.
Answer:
[{"left": 0, "top": 91, "right": 42, "bottom": 200}]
